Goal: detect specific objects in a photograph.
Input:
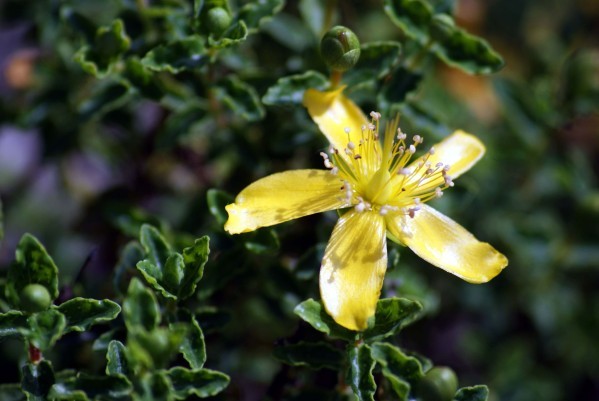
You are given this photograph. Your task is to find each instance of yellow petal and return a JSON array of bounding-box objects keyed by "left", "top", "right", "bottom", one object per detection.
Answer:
[
  {"left": 303, "top": 87, "right": 369, "bottom": 158},
  {"left": 387, "top": 204, "right": 507, "bottom": 283},
  {"left": 320, "top": 210, "right": 387, "bottom": 331},
  {"left": 407, "top": 130, "right": 485, "bottom": 187},
  {"left": 225, "top": 169, "right": 347, "bottom": 234}
]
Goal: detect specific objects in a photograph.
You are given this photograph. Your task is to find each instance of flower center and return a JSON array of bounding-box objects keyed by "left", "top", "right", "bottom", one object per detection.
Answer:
[{"left": 319, "top": 112, "right": 454, "bottom": 217}]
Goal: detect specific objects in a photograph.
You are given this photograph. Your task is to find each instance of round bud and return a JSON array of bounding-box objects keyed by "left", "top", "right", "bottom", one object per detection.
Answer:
[
  {"left": 320, "top": 25, "right": 361, "bottom": 72},
  {"left": 206, "top": 7, "right": 232, "bottom": 37},
  {"left": 417, "top": 366, "right": 458, "bottom": 401},
  {"left": 429, "top": 14, "right": 456, "bottom": 43},
  {"left": 20, "top": 283, "right": 52, "bottom": 313}
]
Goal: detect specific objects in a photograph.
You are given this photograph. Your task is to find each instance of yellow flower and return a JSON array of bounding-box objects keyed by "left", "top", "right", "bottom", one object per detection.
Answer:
[{"left": 224, "top": 88, "right": 508, "bottom": 331}]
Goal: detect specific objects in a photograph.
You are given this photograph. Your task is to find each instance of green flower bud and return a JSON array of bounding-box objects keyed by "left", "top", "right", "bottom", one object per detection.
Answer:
[
  {"left": 429, "top": 14, "right": 456, "bottom": 43},
  {"left": 20, "top": 283, "right": 52, "bottom": 313},
  {"left": 206, "top": 7, "right": 232, "bottom": 37},
  {"left": 417, "top": 366, "right": 458, "bottom": 401},
  {"left": 320, "top": 25, "right": 361, "bottom": 72}
]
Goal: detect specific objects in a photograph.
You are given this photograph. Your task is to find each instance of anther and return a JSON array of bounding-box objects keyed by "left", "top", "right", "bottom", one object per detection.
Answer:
[
  {"left": 347, "top": 141, "right": 355, "bottom": 150},
  {"left": 413, "top": 135, "right": 423, "bottom": 144},
  {"left": 368, "top": 123, "right": 376, "bottom": 131},
  {"left": 429, "top": 147, "right": 435, "bottom": 155},
  {"left": 344, "top": 127, "right": 351, "bottom": 134},
  {"left": 398, "top": 168, "right": 411, "bottom": 175},
  {"left": 409, "top": 144, "right": 416, "bottom": 154},
  {"left": 435, "top": 187, "right": 443, "bottom": 197},
  {"left": 369, "top": 111, "right": 381, "bottom": 121},
  {"left": 354, "top": 154, "right": 362, "bottom": 160},
  {"left": 397, "top": 128, "right": 406, "bottom": 141}
]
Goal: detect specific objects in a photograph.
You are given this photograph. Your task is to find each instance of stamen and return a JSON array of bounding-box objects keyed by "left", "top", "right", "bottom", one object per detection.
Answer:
[
  {"left": 347, "top": 141, "right": 355, "bottom": 150},
  {"left": 370, "top": 111, "right": 381, "bottom": 121},
  {"left": 435, "top": 187, "right": 443, "bottom": 197},
  {"left": 413, "top": 135, "right": 423, "bottom": 144},
  {"left": 344, "top": 127, "right": 351, "bottom": 134},
  {"left": 409, "top": 144, "right": 416, "bottom": 154}
]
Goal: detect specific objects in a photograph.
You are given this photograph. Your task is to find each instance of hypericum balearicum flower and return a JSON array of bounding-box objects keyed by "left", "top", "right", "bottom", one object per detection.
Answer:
[{"left": 225, "top": 88, "right": 508, "bottom": 331}]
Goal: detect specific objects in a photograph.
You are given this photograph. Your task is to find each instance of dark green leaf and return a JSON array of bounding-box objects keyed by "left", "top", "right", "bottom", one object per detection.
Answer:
[
  {"left": 92, "top": 329, "right": 118, "bottom": 352},
  {"left": 384, "top": 0, "right": 434, "bottom": 43},
  {"left": 106, "top": 340, "right": 130, "bottom": 377},
  {"left": 244, "top": 228, "right": 279, "bottom": 255},
  {"left": 147, "top": 371, "right": 172, "bottom": 400},
  {"left": 262, "top": 71, "right": 328, "bottom": 106},
  {"left": 0, "top": 383, "right": 25, "bottom": 401},
  {"left": 362, "top": 297, "right": 423, "bottom": 341},
  {"left": 6, "top": 234, "right": 59, "bottom": 308},
  {"left": 431, "top": 26, "right": 504, "bottom": 74},
  {"left": 113, "top": 241, "right": 145, "bottom": 297},
  {"left": 60, "top": 7, "right": 96, "bottom": 42},
  {"left": 49, "top": 373, "right": 132, "bottom": 400},
  {"left": 371, "top": 342, "right": 425, "bottom": 399},
  {"left": 142, "top": 36, "right": 208, "bottom": 73},
  {"left": 273, "top": 341, "right": 344, "bottom": 370},
  {"left": 178, "top": 314, "right": 206, "bottom": 369},
  {"left": 21, "top": 360, "right": 55, "bottom": 400},
  {"left": 56, "top": 298, "right": 120, "bottom": 333},
  {"left": 237, "top": 0, "right": 284, "bottom": 32},
  {"left": 454, "top": 385, "right": 489, "bottom": 401},
  {"left": 377, "top": 66, "right": 423, "bottom": 109},
  {"left": 0, "top": 311, "right": 28, "bottom": 339},
  {"left": 123, "top": 57, "right": 163, "bottom": 100},
  {"left": 78, "top": 82, "right": 131, "bottom": 120},
  {"left": 348, "top": 343, "right": 376, "bottom": 401},
  {"left": 208, "top": 21, "right": 248, "bottom": 49},
  {"left": 206, "top": 189, "right": 234, "bottom": 226},
  {"left": 195, "top": 307, "right": 231, "bottom": 333},
  {"left": 179, "top": 236, "right": 210, "bottom": 300},
  {"left": 25, "top": 309, "right": 66, "bottom": 351},
  {"left": 122, "top": 278, "right": 160, "bottom": 331},
  {"left": 298, "top": 0, "right": 326, "bottom": 38},
  {"left": 167, "top": 367, "right": 230, "bottom": 398},
  {"left": 294, "top": 299, "right": 357, "bottom": 341},
  {"left": 216, "top": 76, "right": 265, "bottom": 121},
  {"left": 344, "top": 42, "right": 402, "bottom": 88},
  {"left": 0, "top": 197, "right": 4, "bottom": 243},
  {"left": 157, "top": 105, "right": 207, "bottom": 149}
]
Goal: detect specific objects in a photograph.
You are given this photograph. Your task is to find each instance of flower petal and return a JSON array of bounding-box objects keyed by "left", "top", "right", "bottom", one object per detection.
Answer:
[
  {"left": 303, "top": 87, "right": 369, "bottom": 158},
  {"left": 407, "top": 130, "right": 485, "bottom": 187},
  {"left": 225, "top": 169, "right": 346, "bottom": 234},
  {"left": 387, "top": 204, "right": 507, "bottom": 283},
  {"left": 320, "top": 210, "right": 387, "bottom": 331}
]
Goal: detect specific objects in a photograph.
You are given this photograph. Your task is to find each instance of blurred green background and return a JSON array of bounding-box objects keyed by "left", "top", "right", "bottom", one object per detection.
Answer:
[{"left": 1, "top": 0, "right": 598, "bottom": 400}]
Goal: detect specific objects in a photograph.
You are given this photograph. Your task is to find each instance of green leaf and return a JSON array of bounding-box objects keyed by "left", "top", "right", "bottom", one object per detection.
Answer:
[
  {"left": 122, "top": 278, "right": 160, "bottom": 331},
  {"left": 348, "top": 343, "right": 376, "bottom": 401},
  {"left": 362, "top": 297, "right": 423, "bottom": 341},
  {"left": 384, "top": 0, "right": 434, "bottom": 43},
  {"left": 262, "top": 71, "right": 328, "bottom": 106},
  {"left": 454, "top": 385, "right": 489, "bottom": 401},
  {"left": 146, "top": 371, "right": 173, "bottom": 400},
  {"left": 237, "top": 0, "right": 285, "bottom": 32},
  {"left": 167, "top": 367, "right": 230, "bottom": 398},
  {"left": 371, "top": 342, "right": 425, "bottom": 399},
  {"left": 177, "top": 314, "right": 206, "bottom": 369},
  {"left": 208, "top": 21, "right": 249, "bottom": 49},
  {"left": 49, "top": 374, "right": 132, "bottom": 400},
  {"left": 129, "top": 326, "right": 187, "bottom": 369},
  {"left": 142, "top": 36, "right": 208, "bottom": 73},
  {"left": 56, "top": 298, "right": 120, "bottom": 333},
  {"left": 74, "top": 19, "right": 130, "bottom": 77},
  {"left": 0, "top": 383, "right": 25, "bottom": 401},
  {"left": 216, "top": 76, "right": 265, "bottom": 121},
  {"left": 140, "top": 224, "right": 172, "bottom": 269},
  {"left": 0, "top": 311, "right": 28, "bottom": 339},
  {"left": 21, "top": 360, "right": 55, "bottom": 400},
  {"left": 431, "top": 26, "right": 504, "bottom": 74},
  {"left": 344, "top": 42, "right": 403, "bottom": 88},
  {"left": 106, "top": 340, "right": 130, "bottom": 377},
  {"left": 179, "top": 236, "right": 210, "bottom": 300},
  {"left": 25, "top": 309, "right": 67, "bottom": 351},
  {"left": 273, "top": 341, "right": 344, "bottom": 370},
  {"left": 298, "top": 0, "right": 326, "bottom": 38},
  {"left": 6, "top": 234, "right": 59, "bottom": 308},
  {"left": 294, "top": 299, "right": 357, "bottom": 341},
  {"left": 206, "top": 189, "right": 234, "bottom": 226}
]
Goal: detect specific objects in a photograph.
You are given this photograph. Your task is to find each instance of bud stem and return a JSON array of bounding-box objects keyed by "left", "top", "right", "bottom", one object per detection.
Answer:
[{"left": 330, "top": 69, "right": 343, "bottom": 88}]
